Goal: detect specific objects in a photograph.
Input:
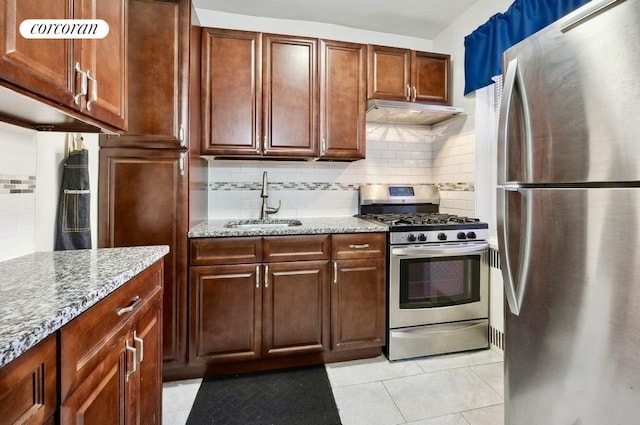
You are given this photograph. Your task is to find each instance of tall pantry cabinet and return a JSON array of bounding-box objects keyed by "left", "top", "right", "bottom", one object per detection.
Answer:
[{"left": 99, "top": 0, "right": 206, "bottom": 378}]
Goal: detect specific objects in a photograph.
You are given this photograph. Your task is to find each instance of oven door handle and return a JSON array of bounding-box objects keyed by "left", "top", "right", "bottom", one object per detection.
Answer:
[{"left": 391, "top": 242, "right": 489, "bottom": 257}]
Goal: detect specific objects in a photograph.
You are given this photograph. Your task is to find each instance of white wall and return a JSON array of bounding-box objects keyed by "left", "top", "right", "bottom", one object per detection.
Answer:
[
  {"left": 433, "top": 0, "right": 513, "bottom": 115},
  {"left": 0, "top": 121, "right": 99, "bottom": 261},
  {"left": 0, "top": 123, "right": 37, "bottom": 260}
]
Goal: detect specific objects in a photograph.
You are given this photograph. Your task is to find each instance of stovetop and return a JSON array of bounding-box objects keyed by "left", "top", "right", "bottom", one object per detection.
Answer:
[{"left": 358, "top": 212, "right": 482, "bottom": 227}]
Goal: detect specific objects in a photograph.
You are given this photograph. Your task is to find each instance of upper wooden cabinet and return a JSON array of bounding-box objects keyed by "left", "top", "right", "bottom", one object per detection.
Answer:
[
  {"left": 368, "top": 45, "right": 450, "bottom": 105},
  {"left": 201, "top": 28, "right": 262, "bottom": 156},
  {"left": 0, "top": 0, "right": 127, "bottom": 131},
  {"left": 106, "top": 0, "right": 189, "bottom": 146},
  {"left": 319, "top": 39, "right": 366, "bottom": 160},
  {"left": 201, "top": 29, "right": 318, "bottom": 158}
]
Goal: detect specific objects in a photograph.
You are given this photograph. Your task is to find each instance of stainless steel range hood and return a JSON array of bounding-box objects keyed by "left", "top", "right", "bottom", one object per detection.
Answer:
[{"left": 366, "top": 99, "right": 464, "bottom": 126}]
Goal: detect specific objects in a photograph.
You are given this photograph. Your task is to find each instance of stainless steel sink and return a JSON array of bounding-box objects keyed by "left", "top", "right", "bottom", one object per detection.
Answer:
[{"left": 224, "top": 219, "right": 303, "bottom": 229}]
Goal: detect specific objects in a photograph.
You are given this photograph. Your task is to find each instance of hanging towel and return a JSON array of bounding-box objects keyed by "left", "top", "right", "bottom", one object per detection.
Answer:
[{"left": 54, "top": 133, "right": 92, "bottom": 251}]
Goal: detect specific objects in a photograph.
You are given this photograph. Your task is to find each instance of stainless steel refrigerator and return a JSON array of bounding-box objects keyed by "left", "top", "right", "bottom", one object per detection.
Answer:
[{"left": 496, "top": 0, "right": 640, "bottom": 423}]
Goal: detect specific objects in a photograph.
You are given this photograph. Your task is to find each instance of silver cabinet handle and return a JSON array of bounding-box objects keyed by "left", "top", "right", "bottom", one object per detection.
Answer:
[
  {"left": 348, "top": 244, "right": 370, "bottom": 249},
  {"left": 255, "top": 265, "right": 260, "bottom": 288},
  {"left": 321, "top": 137, "right": 326, "bottom": 155},
  {"left": 406, "top": 84, "right": 411, "bottom": 101},
  {"left": 412, "top": 86, "right": 417, "bottom": 102},
  {"left": 74, "top": 62, "right": 88, "bottom": 105},
  {"left": 179, "top": 152, "right": 185, "bottom": 177},
  {"left": 86, "top": 70, "right": 97, "bottom": 111},
  {"left": 333, "top": 261, "right": 338, "bottom": 284},
  {"left": 125, "top": 339, "right": 137, "bottom": 382},
  {"left": 179, "top": 125, "right": 186, "bottom": 147},
  {"left": 265, "top": 265, "right": 269, "bottom": 288},
  {"left": 116, "top": 296, "right": 141, "bottom": 316},
  {"left": 133, "top": 330, "right": 144, "bottom": 364}
]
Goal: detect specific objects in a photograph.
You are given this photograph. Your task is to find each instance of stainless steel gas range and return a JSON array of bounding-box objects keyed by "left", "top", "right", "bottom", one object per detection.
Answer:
[{"left": 357, "top": 184, "right": 490, "bottom": 361}]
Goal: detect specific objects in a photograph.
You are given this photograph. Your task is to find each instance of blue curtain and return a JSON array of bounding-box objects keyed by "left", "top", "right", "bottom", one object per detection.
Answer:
[{"left": 464, "top": 0, "right": 590, "bottom": 95}]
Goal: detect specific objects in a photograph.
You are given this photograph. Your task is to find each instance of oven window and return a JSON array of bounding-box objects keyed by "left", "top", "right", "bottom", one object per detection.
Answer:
[{"left": 399, "top": 255, "right": 480, "bottom": 309}]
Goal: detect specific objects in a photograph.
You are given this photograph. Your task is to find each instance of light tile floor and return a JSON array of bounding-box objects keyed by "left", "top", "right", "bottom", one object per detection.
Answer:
[{"left": 163, "top": 349, "right": 504, "bottom": 425}]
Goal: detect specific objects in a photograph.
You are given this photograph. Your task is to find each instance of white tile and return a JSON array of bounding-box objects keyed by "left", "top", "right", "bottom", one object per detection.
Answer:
[
  {"left": 325, "top": 355, "right": 423, "bottom": 387},
  {"left": 414, "top": 350, "right": 503, "bottom": 374},
  {"left": 461, "top": 404, "right": 504, "bottom": 425},
  {"left": 162, "top": 409, "right": 191, "bottom": 425},
  {"left": 470, "top": 362, "right": 504, "bottom": 397},
  {"left": 383, "top": 368, "right": 503, "bottom": 422},
  {"left": 406, "top": 413, "right": 469, "bottom": 425},
  {"left": 162, "top": 378, "right": 202, "bottom": 413},
  {"left": 331, "top": 381, "right": 405, "bottom": 425}
]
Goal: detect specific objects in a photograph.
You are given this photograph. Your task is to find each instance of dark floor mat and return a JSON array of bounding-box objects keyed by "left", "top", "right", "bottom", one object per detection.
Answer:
[{"left": 186, "top": 365, "right": 342, "bottom": 425}]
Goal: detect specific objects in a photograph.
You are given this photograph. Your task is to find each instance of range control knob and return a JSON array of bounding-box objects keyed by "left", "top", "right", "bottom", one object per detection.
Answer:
[
  {"left": 417, "top": 233, "right": 427, "bottom": 242},
  {"left": 457, "top": 232, "right": 467, "bottom": 240},
  {"left": 437, "top": 233, "right": 447, "bottom": 241},
  {"left": 407, "top": 234, "right": 417, "bottom": 242},
  {"left": 467, "top": 232, "right": 477, "bottom": 239}
]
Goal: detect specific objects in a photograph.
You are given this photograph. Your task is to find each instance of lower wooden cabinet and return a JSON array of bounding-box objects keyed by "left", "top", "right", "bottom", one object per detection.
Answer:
[
  {"left": 0, "top": 334, "right": 57, "bottom": 425},
  {"left": 188, "top": 233, "right": 385, "bottom": 372},
  {"left": 189, "top": 257, "right": 330, "bottom": 364},
  {"left": 60, "top": 260, "right": 163, "bottom": 425},
  {"left": 331, "top": 258, "right": 386, "bottom": 351}
]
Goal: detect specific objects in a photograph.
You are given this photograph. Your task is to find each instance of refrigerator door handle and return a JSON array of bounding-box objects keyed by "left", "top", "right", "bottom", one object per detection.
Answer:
[
  {"left": 497, "top": 185, "right": 532, "bottom": 316},
  {"left": 497, "top": 58, "right": 533, "bottom": 185},
  {"left": 497, "top": 57, "right": 533, "bottom": 317}
]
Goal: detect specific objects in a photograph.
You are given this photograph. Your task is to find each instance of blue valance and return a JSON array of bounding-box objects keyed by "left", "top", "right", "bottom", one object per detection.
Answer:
[{"left": 463, "top": 0, "right": 590, "bottom": 95}]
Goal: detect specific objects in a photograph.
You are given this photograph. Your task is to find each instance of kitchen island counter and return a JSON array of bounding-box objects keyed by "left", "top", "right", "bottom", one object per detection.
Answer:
[
  {"left": 0, "top": 246, "right": 169, "bottom": 368},
  {"left": 188, "top": 216, "right": 388, "bottom": 238}
]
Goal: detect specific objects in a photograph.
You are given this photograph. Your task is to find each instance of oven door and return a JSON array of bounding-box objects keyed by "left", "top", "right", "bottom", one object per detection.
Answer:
[{"left": 389, "top": 241, "right": 489, "bottom": 329}]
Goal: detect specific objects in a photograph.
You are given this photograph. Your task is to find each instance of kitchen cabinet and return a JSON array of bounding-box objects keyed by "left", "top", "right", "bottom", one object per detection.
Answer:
[
  {"left": 187, "top": 232, "right": 386, "bottom": 373},
  {"left": 103, "top": 0, "right": 190, "bottom": 146},
  {"left": 331, "top": 233, "right": 386, "bottom": 351},
  {"left": 367, "top": 45, "right": 450, "bottom": 105},
  {"left": 98, "top": 148, "right": 188, "bottom": 373},
  {"left": 319, "top": 39, "right": 367, "bottom": 160},
  {"left": 59, "top": 259, "right": 163, "bottom": 425},
  {"left": 0, "top": 0, "right": 127, "bottom": 131},
  {"left": 0, "top": 334, "right": 57, "bottom": 425},
  {"left": 189, "top": 235, "right": 330, "bottom": 364},
  {"left": 98, "top": 0, "right": 196, "bottom": 379},
  {"left": 200, "top": 29, "right": 318, "bottom": 158}
]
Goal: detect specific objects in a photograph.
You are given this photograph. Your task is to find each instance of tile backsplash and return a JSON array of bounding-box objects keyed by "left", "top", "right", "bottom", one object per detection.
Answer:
[{"left": 206, "top": 118, "right": 476, "bottom": 219}]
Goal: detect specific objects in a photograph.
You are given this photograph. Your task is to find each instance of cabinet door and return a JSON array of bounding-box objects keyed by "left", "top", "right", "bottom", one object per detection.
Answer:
[
  {"left": 331, "top": 258, "right": 386, "bottom": 351},
  {"left": 0, "top": 335, "right": 57, "bottom": 425},
  {"left": 263, "top": 33, "right": 318, "bottom": 157},
  {"left": 131, "top": 299, "right": 162, "bottom": 425},
  {"left": 367, "top": 45, "right": 410, "bottom": 101},
  {"left": 412, "top": 51, "right": 450, "bottom": 104},
  {"left": 190, "top": 264, "right": 262, "bottom": 363},
  {"left": 201, "top": 28, "right": 261, "bottom": 156},
  {"left": 107, "top": 0, "right": 189, "bottom": 145},
  {"left": 0, "top": 0, "right": 74, "bottom": 106},
  {"left": 75, "top": 0, "right": 127, "bottom": 129},
  {"left": 319, "top": 40, "right": 366, "bottom": 160},
  {"left": 263, "top": 261, "right": 330, "bottom": 357},
  {"left": 60, "top": 330, "right": 128, "bottom": 425},
  {"left": 99, "top": 148, "right": 188, "bottom": 369}
]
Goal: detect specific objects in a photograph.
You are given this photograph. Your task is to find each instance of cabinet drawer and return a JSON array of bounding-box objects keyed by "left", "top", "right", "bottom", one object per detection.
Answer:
[
  {"left": 0, "top": 334, "right": 57, "bottom": 425},
  {"left": 263, "top": 235, "right": 330, "bottom": 262},
  {"left": 331, "top": 233, "right": 386, "bottom": 259},
  {"left": 59, "top": 260, "right": 163, "bottom": 398},
  {"left": 191, "top": 237, "right": 262, "bottom": 265}
]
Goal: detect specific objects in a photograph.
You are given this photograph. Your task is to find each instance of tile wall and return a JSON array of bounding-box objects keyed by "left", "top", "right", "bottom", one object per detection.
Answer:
[
  {"left": 0, "top": 122, "right": 99, "bottom": 262},
  {"left": 0, "top": 123, "right": 37, "bottom": 260},
  {"left": 206, "top": 116, "right": 477, "bottom": 219}
]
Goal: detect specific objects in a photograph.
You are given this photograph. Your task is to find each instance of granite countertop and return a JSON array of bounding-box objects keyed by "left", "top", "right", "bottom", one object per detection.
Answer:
[
  {"left": 188, "top": 216, "right": 389, "bottom": 238},
  {"left": 0, "top": 246, "right": 169, "bottom": 368}
]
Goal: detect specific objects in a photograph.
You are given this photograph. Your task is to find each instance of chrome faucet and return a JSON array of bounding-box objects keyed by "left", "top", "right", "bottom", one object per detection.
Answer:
[{"left": 260, "top": 171, "right": 280, "bottom": 220}]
